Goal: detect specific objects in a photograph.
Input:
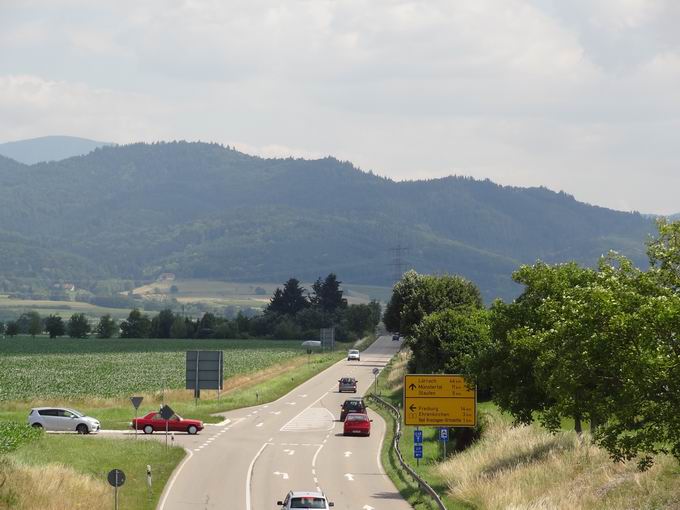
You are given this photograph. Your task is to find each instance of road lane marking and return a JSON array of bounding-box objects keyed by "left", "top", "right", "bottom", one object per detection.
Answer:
[
  {"left": 280, "top": 406, "right": 334, "bottom": 432},
  {"left": 245, "top": 443, "right": 268, "bottom": 510},
  {"left": 270, "top": 411, "right": 281, "bottom": 415},
  {"left": 256, "top": 422, "right": 264, "bottom": 427},
  {"left": 158, "top": 448, "right": 193, "bottom": 510},
  {"left": 312, "top": 444, "right": 324, "bottom": 468},
  {"left": 344, "top": 473, "right": 355, "bottom": 481},
  {"left": 283, "top": 449, "right": 295, "bottom": 456},
  {"left": 299, "top": 394, "right": 308, "bottom": 398},
  {"left": 363, "top": 506, "right": 375, "bottom": 510},
  {"left": 344, "top": 451, "right": 352, "bottom": 457},
  {"left": 273, "top": 471, "right": 289, "bottom": 480}
]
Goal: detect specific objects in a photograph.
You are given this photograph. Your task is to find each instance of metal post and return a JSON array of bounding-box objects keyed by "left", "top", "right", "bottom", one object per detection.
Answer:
[
  {"left": 194, "top": 351, "right": 200, "bottom": 406},
  {"left": 114, "top": 478, "right": 119, "bottom": 510},
  {"left": 165, "top": 421, "right": 169, "bottom": 450},
  {"left": 146, "top": 465, "right": 152, "bottom": 503},
  {"left": 416, "top": 426, "right": 420, "bottom": 467},
  {"left": 135, "top": 408, "right": 138, "bottom": 438}
]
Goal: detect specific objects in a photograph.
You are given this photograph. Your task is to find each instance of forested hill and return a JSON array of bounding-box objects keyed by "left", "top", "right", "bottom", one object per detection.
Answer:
[{"left": 0, "top": 141, "right": 655, "bottom": 300}]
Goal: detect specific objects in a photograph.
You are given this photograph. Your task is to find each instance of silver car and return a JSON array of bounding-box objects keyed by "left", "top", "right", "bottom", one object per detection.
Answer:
[
  {"left": 277, "top": 491, "right": 334, "bottom": 509},
  {"left": 28, "top": 407, "right": 100, "bottom": 434},
  {"left": 347, "top": 349, "right": 360, "bottom": 361}
]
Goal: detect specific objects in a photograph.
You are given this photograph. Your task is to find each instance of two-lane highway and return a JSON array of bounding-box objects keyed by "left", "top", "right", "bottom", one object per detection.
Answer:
[{"left": 158, "top": 335, "right": 411, "bottom": 510}]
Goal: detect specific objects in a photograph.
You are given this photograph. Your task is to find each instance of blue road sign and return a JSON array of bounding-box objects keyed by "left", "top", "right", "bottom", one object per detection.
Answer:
[
  {"left": 439, "top": 428, "right": 449, "bottom": 441},
  {"left": 414, "top": 444, "right": 423, "bottom": 459},
  {"left": 414, "top": 430, "right": 423, "bottom": 443}
]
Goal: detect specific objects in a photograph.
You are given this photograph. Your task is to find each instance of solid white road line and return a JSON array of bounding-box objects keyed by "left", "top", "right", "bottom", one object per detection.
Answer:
[
  {"left": 245, "top": 443, "right": 269, "bottom": 510},
  {"left": 158, "top": 447, "right": 194, "bottom": 510}
]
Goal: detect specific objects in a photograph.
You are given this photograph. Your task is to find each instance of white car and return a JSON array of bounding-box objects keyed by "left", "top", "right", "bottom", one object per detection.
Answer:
[
  {"left": 28, "top": 407, "right": 100, "bottom": 434},
  {"left": 277, "top": 491, "right": 334, "bottom": 509},
  {"left": 347, "top": 349, "right": 360, "bottom": 361}
]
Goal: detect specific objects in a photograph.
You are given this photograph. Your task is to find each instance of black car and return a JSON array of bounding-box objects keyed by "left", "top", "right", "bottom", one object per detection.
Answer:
[
  {"left": 392, "top": 334, "right": 400, "bottom": 341},
  {"left": 340, "top": 398, "right": 366, "bottom": 421}
]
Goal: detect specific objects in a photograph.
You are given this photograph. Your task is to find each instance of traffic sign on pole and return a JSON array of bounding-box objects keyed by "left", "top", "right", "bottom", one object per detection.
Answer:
[
  {"left": 414, "top": 429, "right": 423, "bottom": 443},
  {"left": 439, "top": 428, "right": 449, "bottom": 442},
  {"left": 414, "top": 444, "right": 423, "bottom": 459},
  {"left": 403, "top": 374, "right": 477, "bottom": 427}
]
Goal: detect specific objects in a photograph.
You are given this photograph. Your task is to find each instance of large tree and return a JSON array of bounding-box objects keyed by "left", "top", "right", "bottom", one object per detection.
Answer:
[
  {"left": 266, "top": 278, "right": 309, "bottom": 316},
  {"left": 5, "top": 321, "right": 19, "bottom": 337},
  {"left": 412, "top": 307, "right": 491, "bottom": 376},
  {"left": 67, "top": 313, "right": 91, "bottom": 338},
  {"left": 45, "top": 315, "right": 66, "bottom": 339},
  {"left": 119, "top": 309, "right": 151, "bottom": 338},
  {"left": 311, "top": 273, "right": 347, "bottom": 313},
  {"left": 94, "top": 314, "right": 117, "bottom": 339},
  {"left": 384, "top": 270, "right": 483, "bottom": 337}
]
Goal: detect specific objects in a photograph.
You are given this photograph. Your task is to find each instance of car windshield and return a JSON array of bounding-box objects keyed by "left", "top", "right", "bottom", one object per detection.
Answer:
[
  {"left": 349, "top": 350, "right": 359, "bottom": 354},
  {"left": 344, "top": 400, "right": 363, "bottom": 410},
  {"left": 290, "top": 497, "right": 326, "bottom": 508},
  {"left": 341, "top": 378, "right": 354, "bottom": 383},
  {"left": 347, "top": 414, "right": 367, "bottom": 421}
]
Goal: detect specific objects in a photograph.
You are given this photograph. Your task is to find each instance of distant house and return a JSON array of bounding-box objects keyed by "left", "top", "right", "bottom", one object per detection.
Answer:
[
  {"left": 158, "top": 273, "right": 176, "bottom": 282},
  {"left": 53, "top": 283, "right": 75, "bottom": 292}
]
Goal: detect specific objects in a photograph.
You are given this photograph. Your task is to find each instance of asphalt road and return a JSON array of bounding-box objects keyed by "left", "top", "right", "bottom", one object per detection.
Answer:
[{"left": 154, "top": 335, "right": 411, "bottom": 510}]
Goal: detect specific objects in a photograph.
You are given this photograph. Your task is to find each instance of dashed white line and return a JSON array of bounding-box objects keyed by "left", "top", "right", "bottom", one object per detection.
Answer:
[{"left": 312, "top": 444, "right": 324, "bottom": 468}]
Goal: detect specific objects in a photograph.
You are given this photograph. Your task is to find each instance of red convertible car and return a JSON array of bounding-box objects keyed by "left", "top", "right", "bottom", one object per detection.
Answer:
[
  {"left": 131, "top": 411, "right": 204, "bottom": 435},
  {"left": 343, "top": 412, "right": 372, "bottom": 436}
]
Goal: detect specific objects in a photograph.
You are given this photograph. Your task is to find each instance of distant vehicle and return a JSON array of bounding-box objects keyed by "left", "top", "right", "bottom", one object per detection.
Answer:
[
  {"left": 392, "top": 333, "right": 400, "bottom": 341},
  {"left": 338, "top": 377, "right": 358, "bottom": 393},
  {"left": 347, "top": 349, "right": 360, "bottom": 361},
  {"left": 277, "top": 491, "right": 334, "bottom": 509},
  {"left": 28, "top": 407, "right": 100, "bottom": 434},
  {"left": 340, "top": 398, "right": 366, "bottom": 421},
  {"left": 343, "top": 412, "right": 372, "bottom": 436},
  {"left": 131, "top": 411, "right": 203, "bottom": 435}
]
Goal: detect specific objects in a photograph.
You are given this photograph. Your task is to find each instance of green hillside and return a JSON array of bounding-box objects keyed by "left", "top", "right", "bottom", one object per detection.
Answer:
[{"left": 0, "top": 141, "right": 655, "bottom": 300}]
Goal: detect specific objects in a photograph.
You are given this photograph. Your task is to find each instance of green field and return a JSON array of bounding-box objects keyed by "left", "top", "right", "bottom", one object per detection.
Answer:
[
  {"left": 0, "top": 337, "right": 304, "bottom": 401},
  {"left": 0, "top": 294, "right": 142, "bottom": 321}
]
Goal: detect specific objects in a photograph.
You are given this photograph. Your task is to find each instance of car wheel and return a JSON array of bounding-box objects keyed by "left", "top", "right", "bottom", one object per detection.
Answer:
[
  {"left": 187, "top": 425, "right": 198, "bottom": 435},
  {"left": 31, "top": 423, "right": 43, "bottom": 429},
  {"left": 144, "top": 425, "right": 154, "bottom": 434},
  {"left": 76, "top": 424, "right": 89, "bottom": 434}
]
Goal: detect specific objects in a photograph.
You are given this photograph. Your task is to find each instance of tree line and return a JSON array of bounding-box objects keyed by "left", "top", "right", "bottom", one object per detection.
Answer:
[
  {"left": 385, "top": 219, "right": 680, "bottom": 469},
  {"left": 0, "top": 273, "right": 381, "bottom": 342}
]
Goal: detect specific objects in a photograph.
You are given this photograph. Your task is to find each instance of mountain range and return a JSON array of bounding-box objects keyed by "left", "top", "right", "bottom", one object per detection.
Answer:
[{"left": 0, "top": 141, "right": 659, "bottom": 301}]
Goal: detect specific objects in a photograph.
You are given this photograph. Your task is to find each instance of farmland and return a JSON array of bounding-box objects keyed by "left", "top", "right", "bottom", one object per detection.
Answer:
[{"left": 0, "top": 337, "right": 303, "bottom": 401}]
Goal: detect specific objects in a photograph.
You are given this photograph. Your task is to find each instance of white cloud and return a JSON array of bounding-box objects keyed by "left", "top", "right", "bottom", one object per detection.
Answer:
[{"left": 0, "top": 0, "right": 679, "bottom": 213}]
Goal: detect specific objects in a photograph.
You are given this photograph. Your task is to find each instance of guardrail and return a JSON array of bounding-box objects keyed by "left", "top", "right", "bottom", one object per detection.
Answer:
[{"left": 367, "top": 393, "right": 448, "bottom": 510}]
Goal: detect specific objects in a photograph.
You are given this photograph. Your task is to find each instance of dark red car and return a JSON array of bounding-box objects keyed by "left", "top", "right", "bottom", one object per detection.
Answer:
[
  {"left": 131, "top": 411, "right": 204, "bottom": 435},
  {"left": 343, "top": 412, "right": 372, "bottom": 436}
]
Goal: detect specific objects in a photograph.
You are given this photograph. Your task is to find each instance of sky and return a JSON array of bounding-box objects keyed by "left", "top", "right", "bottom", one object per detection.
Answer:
[{"left": 1, "top": 0, "right": 679, "bottom": 214}]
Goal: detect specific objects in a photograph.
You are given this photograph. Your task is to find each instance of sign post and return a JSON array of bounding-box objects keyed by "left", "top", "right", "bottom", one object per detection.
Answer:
[
  {"left": 439, "top": 427, "right": 449, "bottom": 459},
  {"left": 414, "top": 427, "right": 423, "bottom": 467},
  {"left": 130, "top": 396, "right": 144, "bottom": 438},
  {"left": 186, "top": 350, "right": 224, "bottom": 403},
  {"left": 372, "top": 367, "right": 380, "bottom": 394},
  {"left": 146, "top": 464, "right": 152, "bottom": 503},
  {"left": 107, "top": 469, "right": 125, "bottom": 510},
  {"left": 160, "top": 404, "right": 174, "bottom": 450},
  {"left": 403, "top": 374, "right": 477, "bottom": 427}
]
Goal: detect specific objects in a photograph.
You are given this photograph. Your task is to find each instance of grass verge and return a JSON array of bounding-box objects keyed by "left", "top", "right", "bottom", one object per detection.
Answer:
[{"left": 3, "top": 434, "right": 184, "bottom": 510}]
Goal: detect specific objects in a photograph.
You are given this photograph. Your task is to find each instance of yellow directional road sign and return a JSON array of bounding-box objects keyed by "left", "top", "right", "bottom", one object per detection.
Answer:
[{"left": 403, "top": 374, "right": 476, "bottom": 427}]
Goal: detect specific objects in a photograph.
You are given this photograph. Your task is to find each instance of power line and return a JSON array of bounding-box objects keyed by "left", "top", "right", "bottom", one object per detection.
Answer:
[{"left": 389, "top": 243, "right": 409, "bottom": 283}]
